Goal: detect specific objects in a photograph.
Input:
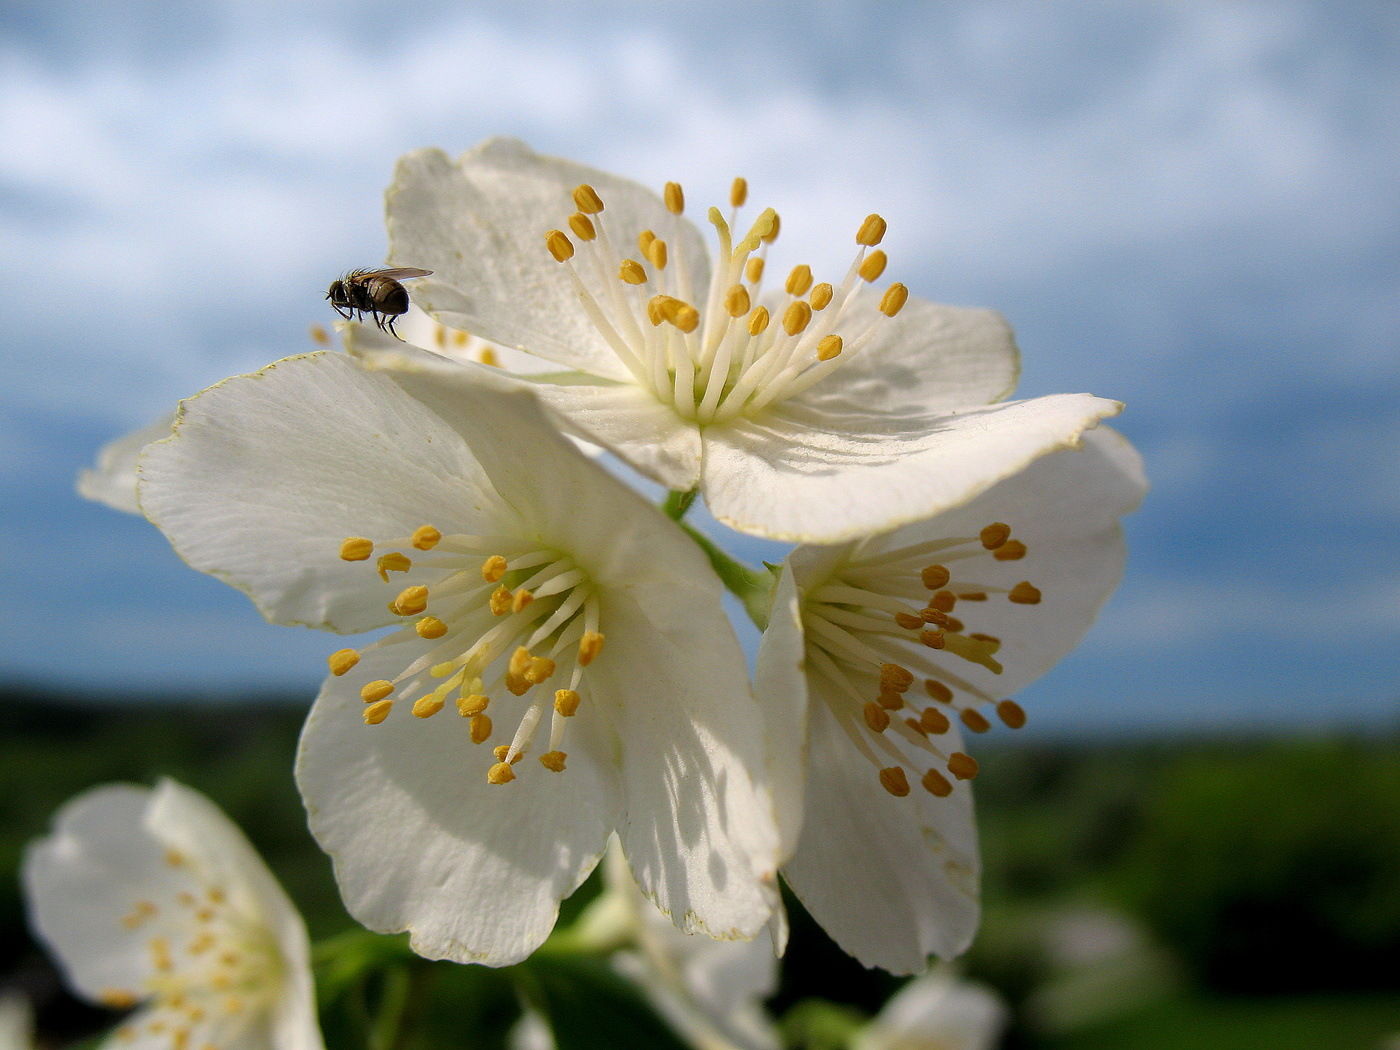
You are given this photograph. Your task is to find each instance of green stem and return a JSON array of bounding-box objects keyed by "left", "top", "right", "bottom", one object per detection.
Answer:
[
  {"left": 679, "top": 522, "right": 775, "bottom": 630},
  {"left": 662, "top": 488, "right": 698, "bottom": 520}
]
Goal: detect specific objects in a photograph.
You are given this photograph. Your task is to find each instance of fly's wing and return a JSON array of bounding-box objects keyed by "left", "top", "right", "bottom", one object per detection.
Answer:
[{"left": 365, "top": 267, "right": 432, "bottom": 280}]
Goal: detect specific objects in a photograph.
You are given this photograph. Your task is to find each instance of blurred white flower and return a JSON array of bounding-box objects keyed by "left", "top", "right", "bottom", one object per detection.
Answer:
[
  {"left": 854, "top": 970, "right": 1006, "bottom": 1050},
  {"left": 0, "top": 993, "right": 34, "bottom": 1050},
  {"left": 366, "top": 137, "right": 1121, "bottom": 543},
  {"left": 22, "top": 780, "right": 322, "bottom": 1050},
  {"left": 758, "top": 429, "right": 1148, "bottom": 973},
  {"left": 137, "top": 351, "right": 784, "bottom": 966}
]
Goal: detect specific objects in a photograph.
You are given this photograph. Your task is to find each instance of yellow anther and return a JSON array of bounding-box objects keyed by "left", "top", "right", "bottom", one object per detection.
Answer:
[
  {"left": 458, "top": 694, "right": 488, "bottom": 717},
  {"left": 748, "top": 306, "right": 771, "bottom": 335},
  {"left": 377, "top": 551, "right": 412, "bottom": 582},
  {"left": 361, "top": 680, "right": 394, "bottom": 703},
  {"left": 619, "top": 259, "right": 647, "bottom": 284},
  {"left": 645, "top": 237, "right": 669, "bottom": 270},
  {"left": 187, "top": 932, "right": 214, "bottom": 954},
  {"left": 856, "top": 213, "right": 887, "bottom": 246},
  {"left": 810, "top": 282, "right": 834, "bottom": 310},
  {"left": 730, "top": 176, "right": 748, "bottom": 208},
  {"left": 340, "top": 537, "right": 373, "bottom": 561},
  {"left": 568, "top": 212, "right": 597, "bottom": 241},
  {"left": 539, "top": 750, "right": 568, "bottom": 772},
  {"left": 512, "top": 588, "right": 535, "bottom": 613},
  {"left": 958, "top": 592, "right": 988, "bottom": 601},
  {"left": 879, "top": 663, "right": 914, "bottom": 692},
  {"left": 745, "top": 257, "right": 765, "bottom": 283},
  {"left": 646, "top": 296, "right": 664, "bottom": 326},
  {"left": 947, "top": 752, "right": 980, "bottom": 781},
  {"left": 928, "top": 590, "right": 957, "bottom": 613},
  {"left": 879, "top": 766, "right": 911, "bottom": 797},
  {"left": 942, "top": 632, "right": 1001, "bottom": 673},
  {"left": 905, "top": 716, "right": 926, "bottom": 736},
  {"left": 506, "top": 646, "right": 534, "bottom": 695},
  {"left": 971, "top": 632, "right": 1002, "bottom": 651},
  {"left": 545, "top": 229, "right": 574, "bottom": 262},
  {"left": 413, "top": 694, "right": 445, "bottom": 718},
  {"left": 921, "top": 564, "right": 951, "bottom": 589},
  {"left": 100, "top": 989, "right": 138, "bottom": 1010},
  {"left": 980, "top": 522, "right": 1011, "bottom": 549},
  {"left": 412, "top": 525, "right": 442, "bottom": 550},
  {"left": 670, "top": 300, "right": 700, "bottom": 332},
  {"left": 526, "top": 656, "right": 556, "bottom": 684},
  {"left": 664, "top": 181, "right": 684, "bottom": 214},
  {"left": 638, "top": 229, "right": 655, "bottom": 254},
  {"left": 482, "top": 555, "right": 508, "bottom": 582},
  {"left": 880, "top": 282, "right": 909, "bottom": 317},
  {"left": 994, "top": 540, "right": 1028, "bottom": 562},
  {"left": 393, "top": 585, "right": 429, "bottom": 616},
  {"left": 453, "top": 329, "right": 470, "bottom": 347},
  {"left": 877, "top": 688, "right": 905, "bottom": 711},
  {"left": 493, "top": 744, "right": 512, "bottom": 761},
  {"left": 416, "top": 616, "right": 448, "bottom": 640},
  {"left": 960, "top": 708, "right": 991, "bottom": 733},
  {"left": 487, "top": 762, "right": 516, "bottom": 785},
  {"left": 572, "top": 184, "right": 604, "bottom": 214},
  {"left": 762, "top": 211, "right": 781, "bottom": 243},
  {"left": 782, "top": 300, "right": 813, "bottom": 336},
  {"left": 1007, "top": 581, "right": 1041, "bottom": 604},
  {"left": 469, "top": 713, "right": 493, "bottom": 743},
  {"left": 997, "top": 700, "right": 1028, "bottom": 729},
  {"left": 924, "top": 679, "right": 954, "bottom": 704},
  {"left": 786, "top": 264, "right": 813, "bottom": 296},
  {"left": 858, "top": 249, "right": 888, "bottom": 282},
  {"left": 555, "top": 689, "right": 581, "bottom": 716},
  {"left": 922, "top": 769, "right": 953, "bottom": 797},
  {"left": 920, "top": 706, "right": 951, "bottom": 735},
  {"left": 479, "top": 347, "right": 499, "bottom": 366},
  {"left": 724, "top": 284, "right": 751, "bottom": 317},
  {"left": 894, "top": 611, "right": 924, "bottom": 630},
  {"left": 363, "top": 699, "right": 393, "bottom": 724},
  {"left": 122, "top": 901, "right": 157, "bottom": 929},
  {"left": 490, "top": 584, "right": 513, "bottom": 615},
  {"left": 816, "top": 334, "right": 843, "bottom": 361},
  {"left": 920, "top": 628, "right": 946, "bottom": 649},
  {"left": 308, "top": 323, "right": 331, "bottom": 346},
  {"left": 578, "top": 631, "right": 605, "bottom": 666},
  {"left": 863, "top": 702, "right": 891, "bottom": 732}
]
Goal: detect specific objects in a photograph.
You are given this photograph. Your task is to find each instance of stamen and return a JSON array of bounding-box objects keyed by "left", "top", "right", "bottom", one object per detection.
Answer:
[
  {"left": 786, "top": 265, "right": 813, "bottom": 296},
  {"left": 921, "top": 565, "right": 951, "bottom": 589},
  {"left": 470, "top": 713, "right": 492, "bottom": 743},
  {"left": 340, "top": 537, "right": 373, "bottom": 561},
  {"left": 863, "top": 702, "right": 891, "bottom": 732},
  {"left": 1008, "top": 582, "right": 1042, "bottom": 604},
  {"left": 512, "top": 589, "right": 534, "bottom": 613},
  {"left": 568, "top": 213, "right": 596, "bottom": 241},
  {"left": 412, "top": 526, "right": 442, "bottom": 550},
  {"left": 894, "top": 612, "right": 924, "bottom": 630},
  {"left": 810, "top": 282, "right": 834, "bottom": 310},
  {"left": 377, "top": 552, "right": 411, "bottom": 581},
  {"left": 995, "top": 541, "right": 1027, "bottom": 561},
  {"left": 748, "top": 306, "right": 770, "bottom": 335},
  {"left": 392, "top": 585, "right": 428, "bottom": 616},
  {"left": 928, "top": 590, "right": 956, "bottom": 612},
  {"left": 554, "top": 689, "right": 581, "bottom": 716},
  {"left": 746, "top": 258, "right": 765, "bottom": 283},
  {"left": 664, "top": 181, "right": 684, "bottom": 214},
  {"left": 856, "top": 214, "right": 887, "bottom": 246},
  {"left": 858, "top": 250, "right": 887, "bottom": 282},
  {"left": 997, "top": 700, "right": 1028, "bottom": 729},
  {"left": 412, "top": 695, "right": 445, "bottom": 718},
  {"left": 458, "top": 694, "right": 488, "bottom": 716},
  {"left": 308, "top": 324, "right": 330, "bottom": 346},
  {"left": 947, "top": 753, "right": 980, "bottom": 780},
  {"left": 638, "top": 229, "right": 655, "bottom": 255},
  {"left": 539, "top": 751, "right": 567, "bottom": 772},
  {"left": 958, "top": 592, "right": 988, "bottom": 601},
  {"left": 920, "top": 706, "right": 951, "bottom": 734},
  {"left": 361, "top": 680, "right": 394, "bottom": 703},
  {"left": 645, "top": 238, "right": 669, "bottom": 270},
  {"left": 980, "top": 523, "right": 1011, "bottom": 549},
  {"left": 578, "top": 631, "right": 604, "bottom": 666},
  {"left": 879, "top": 663, "right": 914, "bottom": 692},
  {"left": 782, "top": 300, "right": 813, "bottom": 336},
  {"left": 572, "top": 184, "right": 604, "bottom": 214},
  {"left": 619, "top": 259, "right": 647, "bottom": 284},
  {"left": 417, "top": 617, "right": 448, "bottom": 639},
  {"left": 487, "top": 762, "right": 515, "bottom": 784},
  {"left": 489, "top": 585, "right": 513, "bottom": 615},
  {"left": 921, "top": 769, "right": 953, "bottom": 797},
  {"left": 763, "top": 212, "right": 781, "bottom": 243},
  {"left": 960, "top": 709, "right": 991, "bottom": 733},
  {"left": 877, "top": 689, "right": 906, "bottom": 711},
  {"left": 725, "top": 285, "right": 750, "bottom": 316},
  {"left": 482, "top": 555, "right": 508, "bottom": 582},
  {"left": 924, "top": 679, "right": 953, "bottom": 704},
  {"left": 545, "top": 229, "right": 574, "bottom": 262},
  {"left": 817, "top": 335, "right": 843, "bottom": 361},
  {"left": 730, "top": 177, "right": 747, "bottom": 208},
  {"left": 879, "top": 283, "right": 909, "bottom": 317},
  {"left": 363, "top": 699, "right": 393, "bottom": 724},
  {"left": 328, "top": 649, "right": 359, "bottom": 676},
  {"left": 879, "top": 766, "right": 910, "bottom": 797}
]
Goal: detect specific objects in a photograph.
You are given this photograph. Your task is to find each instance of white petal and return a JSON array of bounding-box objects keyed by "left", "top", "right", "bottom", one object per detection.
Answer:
[
  {"left": 855, "top": 971, "right": 1007, "bottom": 1050},
  {"left": 387, "top": 138, "right": 710, "bottom": 380},
  {"left": 792, "top": 293, "right": 1019, "bottom": 418},
  {"left": 860, "top": 426, "right": 1147, "bottom": 698},
  {"left": 780, "top": 697, "right": 981, "bottom": 975},
  {"left": 702, "top": 393, "right": 1122, "bottom": 542},
  {"left": 350, "top": 327, "right": 703, "bottom": 491},
  {"left": 76, "top": 413, "right": 175, "bottom": 516},
  {"left": 137, "top": 352, "right": 504, "bottom": 634},
  {"left": 0, "top": 993, "right": 33, "bottom": 1050},
  {"left": 752, "top": 564, "right": 810, "bottom": 863},
  {"left": 295, "top": 642, "right": 620, "bottom": 966}
]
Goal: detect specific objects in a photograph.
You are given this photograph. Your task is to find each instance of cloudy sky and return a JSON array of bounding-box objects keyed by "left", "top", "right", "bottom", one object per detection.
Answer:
[{"left": 2, "top": 0, "right": 1396, "bottom": 734}]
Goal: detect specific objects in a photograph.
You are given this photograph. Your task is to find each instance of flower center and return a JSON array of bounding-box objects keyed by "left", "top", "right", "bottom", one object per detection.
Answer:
[
  {"left": 799, "top": 521, "right": 1042, "bottom": 798},
  {"left": 543, "top": 179, "right": 909, "bottom": 425},
  {"left": 107, "top": 850, "right": 284, "bottom": 1044},
  {"left": 332, "top": 525, "right": 604, "bottom": 785}
]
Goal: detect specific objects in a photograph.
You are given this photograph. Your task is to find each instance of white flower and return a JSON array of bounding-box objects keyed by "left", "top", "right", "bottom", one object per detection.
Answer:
[
  {"left": 365, "top": 137, "right": 1122, "bottom": 543},
  {"left": 854, "top": 970, "right": 1007, "bottom": 1050},
  {"left": 21, "top": 779, "right": 322, "bottom": 1050},
  {"left": 0, "top": 993, "right": 34, "bottom": 1050},
  {"left": 757, "top": 429, "right": 1147, "bottom": 973},
  {"left": 136, "top": 351, "right": 784, "bottom": 965},
  {"left": 77, "top": 413, "right": 176, "bottom": 515}
]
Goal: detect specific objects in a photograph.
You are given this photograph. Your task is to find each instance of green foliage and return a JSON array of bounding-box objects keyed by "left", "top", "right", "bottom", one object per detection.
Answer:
[{"left": 515, "top": 953, "right": 691, "bottom": 1050}]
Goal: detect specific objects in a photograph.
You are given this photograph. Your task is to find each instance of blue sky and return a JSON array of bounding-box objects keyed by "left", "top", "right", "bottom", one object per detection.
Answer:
[{"left": 2, "top": 1, "right": 1396, "bottom": 734}]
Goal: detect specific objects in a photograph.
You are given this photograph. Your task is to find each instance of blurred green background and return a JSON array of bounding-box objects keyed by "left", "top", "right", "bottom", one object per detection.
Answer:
[{"left": 4, "top": 683, "right": 1397, "bottom": 1049}]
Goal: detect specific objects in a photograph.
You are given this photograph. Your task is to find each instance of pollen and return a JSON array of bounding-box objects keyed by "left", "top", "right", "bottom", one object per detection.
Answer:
[
  {"left": 879, "top": 283, "right": 909, "bottom": 317},
  {"left": 412, "top": 525, "right": 442, "bottom": 550},
  {"left": 786, "top": 264, "right": 813, "bottom": 296},
  {"left": 457, "top": 693, "right": 488, "bottom": 717},
  {"left": 377, "top": 551, "right": 411, "bottom": 581},
  {"left": 730, "top": 177, "right": 748, "bottom": 208},
  {"left": 921, "top": 769, "right": 953, "bottom": 797},
  {"left": 879, "top": 663, "right": 914, "bottom": 692},
  {"left": 545, "top": 229, "right": 574, "bottom": 262},
  {"left": 782, "top": 300, "right": 813, "bottom": 336},
  {"left": 489, "top": 584, "right": 513, "bottom": 615},
  {"left": 879, "top": 766, "right": 911, "bottom": 797},
  {"left": 482, "top": 555, "right": 508, "bottom": 582},
  {"left": 664, "top": 181, "right": 684, "bottom": 214},
  {"left": 619, "top": 259, "right": 647, "bottom": 284},
  {"left": 745, "top": 257, "right": 765, "bottom": 283},
  {"left": 920, "top": 706, "right": 951, "bottom": 734},
  {"left": 920, "top": 629, "right": 946, "bottom": 649},
  {"left": 925, "top": 679, "right": 952, "bottom": 703},
  {"left": 539, "top": 750, "right": 568, "bottom": 772},
  {"left": 997, "top": 700, "right": 1028, "bottom": 729},
  {"left": 327, "top": 649, "right": 361, "bottom": 676},
  {"left": 748, "top": 306, "right": 771, "bottom": 335},
  {"left": 479, "top": 347, "right": 499, "bottom": 366},
  {"left": 863, "top": 702, "right": 891, "bottom": 732},
  {"left": 928, "top": 590, "right": 957, "bottom": 613},
  {"left": 960, "top": 708, "right": 992, "bottom": 733},
  {"left": 392, "top": 585, "right": 429, "bottom": 616},
  {"left": 412, "top": 694, "right": 445, "bottom": 718},
  {"left": 980, "top": 522, "right": 1011, "bottom": 549},
  {"left": 470, "top": 713, "right": 492, "bottom": 743},
  {"left": 725, "top": 285, "right": 751, "bottom": 317},
  {"left": 555, "top": 689, "right": 581, "bottom": 716},
  {"left": 858, "top": 250, "right": 888, "bottom": 282},
  {"left": 525, "top": 656, "right": 556, "bottom": 684},
  {"left": 493, "top": 744, "right": 522, "bottom": 763},
  {"left": 572, "top": 184, "right": 604, "bottom": 214},
  {"left": 856, "top": 213, "right": 887, "bottom": 246},
  {"left": 487, "top": 762, "right": 516, "bottom": 785},
  {"left": 817, "top": 335, "right": 843, "bottom": 361},
  {"left": 361, "top": 680, "right": 394, "bottom": 703},
  {"left": 416, "top": 616, "right": 448, "bottom": 639},
  {"left": 512, "top": 588, "right": 535, "bottom": 613},
  {"left": 578, "top": 631, "right": 605, "bottom": 666},
  {"left": 895, "top": 611, "right": 924, "bottom": 630},
  {"left": 994, "top": 540, "right": 1027, "bottom": 561},
  {"left": 340, "top": 537, "right": 374, "bottom": 561},
  {"left": 645, "top": 238, "right": 669, "bottom": 271},
  {"left": 947, "top": 752, "right": 980, "bottom": 781},
  {"left": 568, "top": 213, "right": 597, "bottom": 241},
  {"left": 1008, "top": 581, "right": 1042, "bottom": 604},
  {"left": 921, "top": 565, "right": 951, "bottom": 589},
  {"left": 363, "top": 699, "right": 394, "bottom": 724},
  {"left": 809, "top": 282, "right": 834, "bottom": 310}
]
